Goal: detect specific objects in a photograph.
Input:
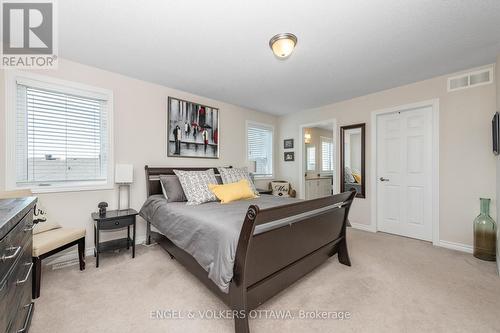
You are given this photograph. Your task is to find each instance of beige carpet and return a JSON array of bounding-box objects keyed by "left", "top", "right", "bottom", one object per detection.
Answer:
[{"left": 30, "top": 229, "right": 500, "bottom": 333}]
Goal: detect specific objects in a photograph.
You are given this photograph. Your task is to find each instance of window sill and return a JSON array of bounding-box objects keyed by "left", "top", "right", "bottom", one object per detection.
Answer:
[
  {"left": 13, "top": 182, "right": 115, "bottom": 194},
  {"left": 253, "top": 176, "right": 274, "bottom": 181}
]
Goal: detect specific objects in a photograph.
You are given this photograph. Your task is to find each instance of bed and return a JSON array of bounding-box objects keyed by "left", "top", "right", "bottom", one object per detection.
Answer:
[{"left": 141, "top": 166, "right": 356, "bottom": 333}]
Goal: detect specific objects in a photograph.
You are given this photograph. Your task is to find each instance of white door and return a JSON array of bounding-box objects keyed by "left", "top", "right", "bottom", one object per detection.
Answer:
[{"left": 376, "top": 106, "right": 433, "bottom": 241}]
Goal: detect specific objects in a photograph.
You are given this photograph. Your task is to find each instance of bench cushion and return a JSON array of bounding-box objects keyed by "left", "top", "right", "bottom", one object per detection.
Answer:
[{"left": 33, "top": 228, "right": 85, "bottom": 257}]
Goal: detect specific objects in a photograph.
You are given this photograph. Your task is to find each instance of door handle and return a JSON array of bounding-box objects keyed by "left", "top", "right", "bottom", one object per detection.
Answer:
[{"left": 379, "top": 177, "right": 390, "bottom": 182}]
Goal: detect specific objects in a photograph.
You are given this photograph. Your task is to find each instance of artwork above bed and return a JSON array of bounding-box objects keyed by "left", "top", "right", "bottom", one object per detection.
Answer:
[{"left": 167, "top": 97, "right": 219, "bottom": 159}]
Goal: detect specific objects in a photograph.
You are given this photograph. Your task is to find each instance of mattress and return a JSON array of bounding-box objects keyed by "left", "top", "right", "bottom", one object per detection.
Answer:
[{"left": 139, "top": 194, "right": 300, "bottom": 293}]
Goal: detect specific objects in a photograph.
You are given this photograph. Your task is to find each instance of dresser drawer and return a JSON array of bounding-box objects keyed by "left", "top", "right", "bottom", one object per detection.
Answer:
[
  {"left": 0, "top": 243, "right": 32, "bottom": 333},
  {"left": 99, "top": 216, "right": 134, "bottom": 230},
  {"left": 0, "top": 211, "right": 33, "bottom": 278},
  {"left": 8, "top": 290, "right": 33, "bottom": 333}
]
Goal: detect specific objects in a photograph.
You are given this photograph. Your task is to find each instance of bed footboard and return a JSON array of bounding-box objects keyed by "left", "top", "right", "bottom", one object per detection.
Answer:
[{"left": 230, "top": 190, "right": 356, "bottom": 333}]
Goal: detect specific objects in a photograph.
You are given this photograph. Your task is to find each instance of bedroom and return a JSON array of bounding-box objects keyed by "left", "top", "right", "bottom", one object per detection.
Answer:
[{"left": 0, "top": 1, "right": 500, "bottom": 332}]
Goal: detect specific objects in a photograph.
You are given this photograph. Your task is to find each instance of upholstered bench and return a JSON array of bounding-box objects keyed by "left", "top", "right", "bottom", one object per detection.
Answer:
[{"left": 32, "top": 227, "right": 86, "bottom": 298}]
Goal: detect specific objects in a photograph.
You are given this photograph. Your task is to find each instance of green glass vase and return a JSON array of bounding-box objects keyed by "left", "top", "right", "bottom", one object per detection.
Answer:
[{"left": 473, "top": 198, "right": 497, "bottom": 261}]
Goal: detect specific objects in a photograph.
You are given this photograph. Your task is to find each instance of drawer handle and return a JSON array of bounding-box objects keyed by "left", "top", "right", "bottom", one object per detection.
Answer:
[
  {"left": 16, "top": 262, "right": 33, "bottom": 285},
  {"left": 24, "top": 224, "right": 36, "bottom": 232},
  {"left": 1, "top": 246, "right": 21, "bottom": 261},
  {"left": 17, "top": 302, "right": 34, "bottom": 333},
  {"left": 115, "top": 221, "right": 119, "bottom": 225},
  {"left": 0, "top": 279, "right": 6, "bottom": 293}
]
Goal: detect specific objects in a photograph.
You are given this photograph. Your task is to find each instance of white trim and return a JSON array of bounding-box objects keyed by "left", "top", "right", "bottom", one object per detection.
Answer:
[
  {"left": 437, "top": 240, "right": 473, "bottom": 254},
  {"left": 370, "top": 99, "right": 440, "bottom": 245},
  {"left": 44, "top": 236, "right": 148, "bottom": 267},
  {"left": 350, "top": 222, "right": 376, "bottom": 232},
  {"left": 4, "top": 70, "right": 115, "bottom": 192},
  {"left": 298, "top": 119, "right": 337, "bottom": 199},
  {"left": 245, "top": 120, "right": 275, "bottom": 178}
]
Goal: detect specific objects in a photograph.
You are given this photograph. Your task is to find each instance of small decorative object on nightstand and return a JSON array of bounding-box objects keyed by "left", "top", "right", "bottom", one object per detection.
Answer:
[
  {"left": 98, "top": 202, "right": 108, "bottom": 217},
  {"left": 91, "top": 209, "right": 138, "bottom": 267}
]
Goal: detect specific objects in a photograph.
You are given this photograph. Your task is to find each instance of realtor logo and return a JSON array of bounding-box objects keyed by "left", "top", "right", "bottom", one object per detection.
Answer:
[{"left": 1, "top": 0, "right": 57, "bottom": 68}]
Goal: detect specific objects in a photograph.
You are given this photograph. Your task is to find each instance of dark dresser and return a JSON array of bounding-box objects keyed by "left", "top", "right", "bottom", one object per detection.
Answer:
[{"left": 0, "top": 197, "right": 37, "bottom": 333}]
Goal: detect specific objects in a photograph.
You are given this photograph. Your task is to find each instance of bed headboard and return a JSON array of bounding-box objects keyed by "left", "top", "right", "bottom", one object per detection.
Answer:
[{"left": 144, "top": 165, "right": 229, "bottom": 197}]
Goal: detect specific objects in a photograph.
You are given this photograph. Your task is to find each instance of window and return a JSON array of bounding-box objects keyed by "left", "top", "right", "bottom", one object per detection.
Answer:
[
  {"left": 306, "top": 146, "right": 316, "bottom": 171},
  {"left": 247, "top": 122, "right": 273, "bottom": 177},
  {"left": 321, "top": 137, "right": 334, "bottom": 172},
  {"left": 6, "top": 73, "right": 113, "bottom": 191}
]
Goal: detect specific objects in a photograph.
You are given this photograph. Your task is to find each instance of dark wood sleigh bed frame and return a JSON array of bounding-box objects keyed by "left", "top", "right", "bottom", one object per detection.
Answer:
[{"left": 144, "top": 166, "right": 356, "bottom": 333}]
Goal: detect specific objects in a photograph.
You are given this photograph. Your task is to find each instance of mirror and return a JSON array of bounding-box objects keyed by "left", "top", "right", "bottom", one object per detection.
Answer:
[{"left": 340, "top": 123, "right": 366, "bottom": 198}]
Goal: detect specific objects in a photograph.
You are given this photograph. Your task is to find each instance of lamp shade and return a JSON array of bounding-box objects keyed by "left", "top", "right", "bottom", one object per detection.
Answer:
[
  {"left": 115, "top": 164, "right": 134, "bottom": 184},
  {"left": 304, "top": 133, "right": 312, "bottom": 144}
]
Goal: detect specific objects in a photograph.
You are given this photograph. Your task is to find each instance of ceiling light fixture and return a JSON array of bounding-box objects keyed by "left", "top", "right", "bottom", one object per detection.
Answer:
[{"left": 269, "top": 33, "right": 297, "bottom": 59}]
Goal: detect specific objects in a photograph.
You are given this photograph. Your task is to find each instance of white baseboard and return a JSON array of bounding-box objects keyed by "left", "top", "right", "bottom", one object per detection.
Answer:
[
  {"left": 45, "top": 236, "right": 147, "bottom": 267},
  {"left": 349, "top": 223, "right": 473, "bottom": 254},
  {"left": 437, "top": 240, "right": 473, "bottom": 254},
  {"left": 350, "top": 222, "right": 376, "bottom": 232}
]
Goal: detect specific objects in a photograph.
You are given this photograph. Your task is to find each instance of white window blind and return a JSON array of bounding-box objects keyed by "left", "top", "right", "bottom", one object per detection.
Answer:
[
  {"left": 247, "top": 123, "right": 273, "bottom": 177},
  {"left": 306, "top": 146, "right": 316, "bottom": 171},
  {"left": 15, "top": 83, "right": 109, "bottom": 187},
  {"left": 321, "top": 137, "right": 333, "bottom": 172}
]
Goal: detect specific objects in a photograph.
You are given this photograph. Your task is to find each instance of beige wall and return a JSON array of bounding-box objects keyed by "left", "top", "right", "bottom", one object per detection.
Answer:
[
  {"left": 277, "top": 65, "right": 497, "bottom": 246},
  {"left": 497, "top": 57, "right": 500, "bottom": 108},
  {"left": 0, "top": 59, "right": 278, "bottom": 251},
  {"left": 1, "top": 59, "right": 496, "bottom": 252}
]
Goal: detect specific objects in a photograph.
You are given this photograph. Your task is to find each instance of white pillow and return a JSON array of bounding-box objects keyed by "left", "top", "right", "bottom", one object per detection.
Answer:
[
  {"left": 271, "top": 181, "right": 290, "bottom": 198},
  {"left": 218, "top": 167, "right": 258, "bottom": 196},
  {"left": 173, "top": 169, "right": 219, "bottom": 205}
]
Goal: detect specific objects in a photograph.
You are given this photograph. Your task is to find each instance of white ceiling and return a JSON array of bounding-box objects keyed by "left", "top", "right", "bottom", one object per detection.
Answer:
[{"left": 59, "top": 0, "right": 500, "bottom": 115}]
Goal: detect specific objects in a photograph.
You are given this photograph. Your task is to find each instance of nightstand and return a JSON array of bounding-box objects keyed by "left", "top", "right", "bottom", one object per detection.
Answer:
[
  {"left": 257, "top": 189, "right": 273, "bottom": 195},
  {"left": 91, "top": 209, "right": 138, "bottom": 268}
]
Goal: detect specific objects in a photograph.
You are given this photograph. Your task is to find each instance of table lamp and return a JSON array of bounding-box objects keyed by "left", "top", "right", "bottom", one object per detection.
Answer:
[{"left": 115, "top": 164, "right": 134, "bottom": 210}]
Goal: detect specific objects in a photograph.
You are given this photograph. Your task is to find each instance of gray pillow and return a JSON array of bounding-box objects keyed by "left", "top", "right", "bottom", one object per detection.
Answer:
[
  {"left": 159, "top": 175, "right": 187, "bottom": 202},
  {"left": 217, "top": 167, "right": 258, "bottom": 196},
  {"left": 173, "top": 169, "right": 218, "bottom": 205}
]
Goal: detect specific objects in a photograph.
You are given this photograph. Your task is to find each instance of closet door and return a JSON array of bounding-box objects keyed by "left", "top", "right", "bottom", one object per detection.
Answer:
[{"left": 376, "top": 106, "right": 433, "bottom": 241}]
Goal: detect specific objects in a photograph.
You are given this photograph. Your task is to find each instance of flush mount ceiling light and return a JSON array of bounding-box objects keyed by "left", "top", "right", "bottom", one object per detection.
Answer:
[{"left": 269, "top": 33, "right": 297, "bottom": 59}]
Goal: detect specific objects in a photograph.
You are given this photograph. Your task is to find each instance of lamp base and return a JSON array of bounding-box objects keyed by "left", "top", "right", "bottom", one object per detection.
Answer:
[{"left": 118, "top": 183, "right": 131, "bottom": 210}]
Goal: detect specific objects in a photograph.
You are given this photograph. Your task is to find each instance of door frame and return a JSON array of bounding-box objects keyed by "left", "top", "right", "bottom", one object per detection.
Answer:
[
  {"left": 370, "top": 99, "right": 440, "bottom": 245},
  {"left": 298, "top": 119, "right": 338, "bottom": 199}
]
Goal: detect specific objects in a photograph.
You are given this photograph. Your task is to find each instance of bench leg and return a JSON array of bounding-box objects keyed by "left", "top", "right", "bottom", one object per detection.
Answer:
[
  {"left": 78, "top": 237, "right": 86, "bottom": 271},
  {"left": 32, "top": 257, "right": 41, "bottom": 299},
  {"left": 338, "top": 237, "right": 351, "bottom": 266}
]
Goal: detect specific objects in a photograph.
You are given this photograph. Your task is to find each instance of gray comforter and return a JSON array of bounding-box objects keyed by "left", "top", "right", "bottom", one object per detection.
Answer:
[{"left": 139, "top": 195, "right": 300, "bottom": 293}]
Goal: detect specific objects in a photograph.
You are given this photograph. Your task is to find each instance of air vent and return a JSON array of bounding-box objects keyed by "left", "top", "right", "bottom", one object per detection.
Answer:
[{"left": 448, "top": 66, "right": 494, "bottom": 92}]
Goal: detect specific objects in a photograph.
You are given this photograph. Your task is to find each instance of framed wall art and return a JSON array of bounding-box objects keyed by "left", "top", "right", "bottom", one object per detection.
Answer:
[
  {"left": 167, "top": 97, "right": 219, "bottom": 158},
  {"left": 284, "top": 138, "right": 294, "bottom": 149}
]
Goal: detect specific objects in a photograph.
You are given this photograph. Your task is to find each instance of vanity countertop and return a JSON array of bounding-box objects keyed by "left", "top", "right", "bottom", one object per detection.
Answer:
[{"left": 305, "top": 177, "right": 333, "bottom": 180}]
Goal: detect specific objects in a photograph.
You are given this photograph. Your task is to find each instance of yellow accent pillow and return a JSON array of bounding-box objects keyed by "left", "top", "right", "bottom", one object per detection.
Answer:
[
  {"left": 208, "top": 179, "right": 257, "bottom": 204},
  {"left": 352, "top": 173, "right": 362, "bottom": 184}
]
